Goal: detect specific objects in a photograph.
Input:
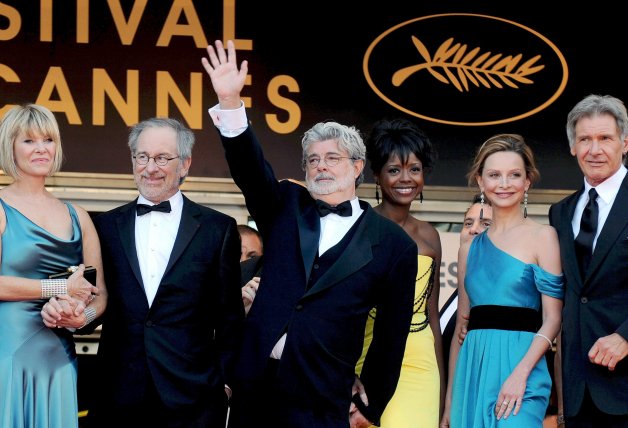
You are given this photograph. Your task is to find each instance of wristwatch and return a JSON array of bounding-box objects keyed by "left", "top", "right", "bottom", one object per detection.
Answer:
[{"left": 557, "top": 414, "right": 565, "bottom": 425}]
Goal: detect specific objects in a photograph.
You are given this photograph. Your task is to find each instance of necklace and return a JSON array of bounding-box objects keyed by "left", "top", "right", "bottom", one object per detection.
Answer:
[{"left": 368, "top": 258, "right": 436, "bottom": 333}]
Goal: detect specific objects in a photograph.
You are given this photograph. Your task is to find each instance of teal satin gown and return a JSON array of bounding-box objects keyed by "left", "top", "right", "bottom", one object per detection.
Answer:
[
  {"left": 451, "top": 231, "right": 564, "bottom": 427},
  {"left": 0, "top": 199, "right": 82, "bottom": 428}
]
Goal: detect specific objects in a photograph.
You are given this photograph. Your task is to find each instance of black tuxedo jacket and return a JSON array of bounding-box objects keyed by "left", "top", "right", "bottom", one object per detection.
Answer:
[
  {"left": 90, "top": 195, "right": 244, "bottom": 419},
  {"left": 549, "top": 172, "right": 628, "bottom": 416},
  {"left": 220, "top": 127, "right": 417, "bottom": 425}
]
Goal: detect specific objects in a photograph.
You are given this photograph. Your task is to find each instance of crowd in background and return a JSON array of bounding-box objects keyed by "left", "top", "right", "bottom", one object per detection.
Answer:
[{"left": 0, "top": 38, "right": 626, "bottom": 428}]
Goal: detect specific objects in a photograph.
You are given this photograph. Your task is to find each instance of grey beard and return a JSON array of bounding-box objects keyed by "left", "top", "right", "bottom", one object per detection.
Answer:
[{"left": 306, "top": 172, "right": 354, "bottom": 196}]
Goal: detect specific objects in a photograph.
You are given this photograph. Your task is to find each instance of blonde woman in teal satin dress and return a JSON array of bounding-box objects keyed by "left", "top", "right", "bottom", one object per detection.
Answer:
[
  {"left": 354, "top": 118, "right": 445, "bottom": 427},
  {"left": 0, "top": 104, "right": 105, "bottom": 428}
]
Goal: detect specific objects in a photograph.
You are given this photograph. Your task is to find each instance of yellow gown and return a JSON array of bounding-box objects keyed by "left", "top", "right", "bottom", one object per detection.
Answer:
[{"left": 356, "top": 254, "right": 440, "bottom": 428}]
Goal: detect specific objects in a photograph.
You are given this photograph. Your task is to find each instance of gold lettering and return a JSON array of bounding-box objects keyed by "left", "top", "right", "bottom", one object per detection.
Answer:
[
  {"left": 40, "top": 0, "right": 52, "bottom": 41},
  {"left": 0, "top": 2, "right": 21, "bottom": 41},
  {"left": 223, "top": 0, "right": 252, "bottom": 51},
  {"left": 93, "top": 68, "right": 139, "bottom": 126},
  {"left": 156, "top": 71, "right": 203, "bottom": 129},
  {"left": 0, "top": 63, "right": 20, "bottom": 116},
  {"left": 157, "top": 0, "right": 207, "bottom": 48},
  {"left": 77, "top": 0, "right": 89, "bottom": 43},
  {"left": 266, "top": 75, "right": 300, "bottom": 134},
  {"left": 107, "top": 0, "right": 148, "bottom": 45},
  {"left": 36, "top": 66, "right": 82, "bottom": 124},
  {"left": 242, "top": 74, "right": 251, "bottom": 108}
]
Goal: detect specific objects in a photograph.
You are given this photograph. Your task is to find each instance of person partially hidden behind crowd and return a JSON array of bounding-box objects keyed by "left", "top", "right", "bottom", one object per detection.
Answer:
[
  {"left": 441, "top": 134, "right": 564, "bottom": 428},
  {"left": 0, "top": 104, "right": 104, "bottom": 428},
  {"left": 86, "top": 117, "right": 244, "bottom": 428},
  {"left": 203, "top": 40, "right": 417, "bottom": 428},
  {"left": 354, "top": 117, "right": 445, "bottom": 427},
  {"left": 238, "top": 224, "right": 263, "bottom": 315},
  {"left": 439, "top": 193, "right": 493, "bottom": 383},
  {"left": 549, "top": 94, "right": 628, "bottom": 427},
  {"left": 237, "top": 223, "right": 263, "bottom": 262}
]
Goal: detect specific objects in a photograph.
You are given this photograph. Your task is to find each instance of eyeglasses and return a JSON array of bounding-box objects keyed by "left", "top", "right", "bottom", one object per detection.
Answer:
[
  {"left": 133, "top": 154, "right": 180, "bottom": 166},
  {"left": 304, "top": 155, "right": 356, "bottom": 169}
]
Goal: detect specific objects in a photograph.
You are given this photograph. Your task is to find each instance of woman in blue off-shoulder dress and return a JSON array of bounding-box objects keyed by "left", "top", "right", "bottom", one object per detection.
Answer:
[{"left": 441, "top": 134, "right": 564, "bottom": 428}]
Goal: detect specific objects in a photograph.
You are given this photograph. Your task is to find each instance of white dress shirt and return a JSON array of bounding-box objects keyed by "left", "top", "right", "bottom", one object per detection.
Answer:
[
  {"left": 135, "top": 191, "right": 183, "bottom": 307},
  {"left": 571, "top": 166, "right": 626, "bottom": 251},
  {"left": 318, "top": 198, "right": 363, "bottom": 254}
]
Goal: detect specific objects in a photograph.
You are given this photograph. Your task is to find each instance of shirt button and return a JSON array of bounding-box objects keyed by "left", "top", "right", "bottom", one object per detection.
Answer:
[
  {"left": 313, "top": 264, "right": 319, "bottom": 269},
  {"left": 580, "top": 297, "right": 588, "bottom": 304},
  {"left": 295, "top": 304, "right": 303, "bottom": 311},
  {"left": 146, "top": 320, "right": 154, "bottom": 327}
]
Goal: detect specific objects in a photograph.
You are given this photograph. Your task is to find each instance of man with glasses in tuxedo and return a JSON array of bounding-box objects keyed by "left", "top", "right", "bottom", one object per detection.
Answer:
[{"left": 86, "top": 117, "right": 244, "bottom": 427}]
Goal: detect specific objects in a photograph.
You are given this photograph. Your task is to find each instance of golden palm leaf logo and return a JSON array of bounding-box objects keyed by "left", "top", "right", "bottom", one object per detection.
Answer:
[{"left": 392, "top": 36, "right": 545, "bottom": 92}]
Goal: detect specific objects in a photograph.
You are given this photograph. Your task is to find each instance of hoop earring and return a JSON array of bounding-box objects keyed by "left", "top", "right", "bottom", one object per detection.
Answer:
[
  {"left": 419, "top": 191, "right": 423, "bottom": 203},
  {"left": 524, "top": 190, "right": 528, "bottom": 218},
  {"left": 480, "top": 191, "right": 485, "bottom": 220},
  {"left": 375, "top": 183, "right": 380, "bottom": 204}
]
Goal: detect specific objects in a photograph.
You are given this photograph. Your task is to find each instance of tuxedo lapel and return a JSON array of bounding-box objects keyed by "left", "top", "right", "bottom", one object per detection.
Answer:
[
  {"left": 586, "top": 175, "right": 628, "bottom": 283},
  {"left": 560, "top": 190, "right": 585, "bottom": 289},
  {"left": 163, "top": 196, "right": 200, "bottom": 275},
  {"left": 115, "top": 201, "right": 145, "bottom": 289},
  {"left": 306, "top": 209, "right": 373, "bottom": 296},
  {"left": 297, "top": 199, "right": 320, "bottom": 285}
]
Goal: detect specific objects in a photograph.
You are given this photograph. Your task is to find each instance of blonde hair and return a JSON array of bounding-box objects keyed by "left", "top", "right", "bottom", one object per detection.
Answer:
[{"left": 0, "top": 104, "right": 63, "bottom": 178}]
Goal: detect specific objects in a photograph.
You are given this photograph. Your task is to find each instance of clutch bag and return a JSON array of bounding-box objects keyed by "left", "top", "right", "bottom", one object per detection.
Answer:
[{"left": 49, "top": 265, "right": 97, "bottom": 285}]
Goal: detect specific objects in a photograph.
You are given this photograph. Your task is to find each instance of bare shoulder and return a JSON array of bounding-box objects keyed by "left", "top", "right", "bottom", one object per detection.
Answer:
[
  {"left": 69, "top": 203, "right": 96, "bottom": 230},
  {"left": 530, "top": 221, "right": 559, "bottom": 242},
  {"left": 411, "top": 218, "right": 442, "bottom": 258}
]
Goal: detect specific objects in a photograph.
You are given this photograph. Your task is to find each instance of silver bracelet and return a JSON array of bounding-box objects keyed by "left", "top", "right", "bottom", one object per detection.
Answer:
[
  {"left": 80, "top": 306, "right": 97, "bottom": 328},
  {"left": 41, "top": 278, "right": 68, "bottom": 298},
  {"left": 534, "top": 332, "right": 553, "bottom": 348}
]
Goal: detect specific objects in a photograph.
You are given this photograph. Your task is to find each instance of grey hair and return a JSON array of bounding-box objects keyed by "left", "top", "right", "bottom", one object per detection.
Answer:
[
  {"left": 128, "top": 117, "right": 194, "bottom": 184},
  {"left": 566, "top": 94, "right": 628, "bottom": 150},
  {"left": 128, "top": 117, "right": 195, "bottom": 160},
  {"left": 300, "top": 121, "right": 366, "bottom": 186}
]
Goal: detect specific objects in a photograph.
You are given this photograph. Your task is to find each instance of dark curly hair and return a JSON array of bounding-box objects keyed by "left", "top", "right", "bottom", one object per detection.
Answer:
[{"left": 365, "top": 118, "right": 436, "bottom": 175}]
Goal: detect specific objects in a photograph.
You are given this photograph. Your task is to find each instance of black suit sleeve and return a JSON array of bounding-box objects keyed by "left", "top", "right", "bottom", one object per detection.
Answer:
[{"left": 217, "top": 218, "right": 246, "bottom": 387}]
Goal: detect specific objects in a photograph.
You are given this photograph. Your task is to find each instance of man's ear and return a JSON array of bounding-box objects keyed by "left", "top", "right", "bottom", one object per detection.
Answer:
[
  {"left": 353, "top": 159, "right": 365, "bottom": 178},
  {"left": 180, "top": 156, "right": 192, "bottom": 178}
]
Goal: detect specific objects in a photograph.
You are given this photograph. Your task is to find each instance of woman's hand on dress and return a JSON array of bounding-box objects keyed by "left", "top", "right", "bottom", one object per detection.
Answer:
[
  {"left": 495, "top": 369, "right": 527, "bottom": 420},
  {"left": 66, "top": 264, "right": 99, "bottom": 304},
  {"left": 440, "top": 401, "right": 452, "bottom": 427}
]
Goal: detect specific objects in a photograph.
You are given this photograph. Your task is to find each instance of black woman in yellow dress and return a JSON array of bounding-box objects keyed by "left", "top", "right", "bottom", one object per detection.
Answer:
[{"left": 355, "top": 118, "right": 445, "bottom": 427}]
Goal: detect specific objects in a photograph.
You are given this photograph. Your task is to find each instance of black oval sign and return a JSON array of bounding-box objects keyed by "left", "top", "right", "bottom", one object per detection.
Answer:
[{"left": 363, "top": 13, "right": 569, "bottom": 126}]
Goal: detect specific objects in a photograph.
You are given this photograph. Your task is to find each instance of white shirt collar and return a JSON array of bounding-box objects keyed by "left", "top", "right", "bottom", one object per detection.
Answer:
[{"left": 582, "top": 165, "right": 627, "bottom": 205}]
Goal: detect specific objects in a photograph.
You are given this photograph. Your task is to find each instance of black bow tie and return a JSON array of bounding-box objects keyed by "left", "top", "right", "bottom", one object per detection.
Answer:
[
  {"left": 136, "top": 200, "right": 172, "bottom": 216},
  {"left": 315, "top": 199, "right": 353, "bottom": 217}
]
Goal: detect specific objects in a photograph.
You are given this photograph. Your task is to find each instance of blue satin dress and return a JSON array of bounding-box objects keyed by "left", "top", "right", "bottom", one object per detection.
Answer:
[
  {"left": 451, "top": 231, "right": 564, "bottom": 428},
  {"left": 0, "top": 199, "right": 82, "bottom": 428}
]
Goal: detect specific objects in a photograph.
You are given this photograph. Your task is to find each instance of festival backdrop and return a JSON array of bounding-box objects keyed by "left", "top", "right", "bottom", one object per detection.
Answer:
[{"left": 1, "top": 0, "right": 626, "bottom": 189}]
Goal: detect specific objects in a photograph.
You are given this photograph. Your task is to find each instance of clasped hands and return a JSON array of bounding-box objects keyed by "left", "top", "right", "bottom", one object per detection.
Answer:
[{"left": 41, "top": 264, "right": 98, "bottom": 329}]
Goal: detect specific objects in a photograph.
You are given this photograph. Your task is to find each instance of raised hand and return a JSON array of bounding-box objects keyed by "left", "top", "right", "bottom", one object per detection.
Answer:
[{"left": 201, "top": 40, "right": 248, "bottom": 109}]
